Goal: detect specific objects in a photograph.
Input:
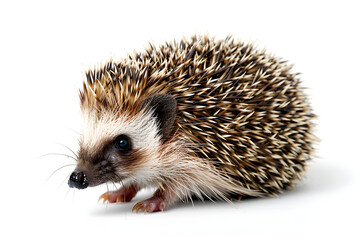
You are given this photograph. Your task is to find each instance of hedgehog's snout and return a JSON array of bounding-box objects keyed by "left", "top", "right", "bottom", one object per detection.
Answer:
[{"left": 68, "top": 170, "right": 89, "bottom": 189}]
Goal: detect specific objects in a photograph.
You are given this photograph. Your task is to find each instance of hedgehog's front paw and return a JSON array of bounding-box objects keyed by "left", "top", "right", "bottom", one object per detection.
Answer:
[
  {"left": 132, "top": 198, "right": 166, "bottom": 213},
  {"left": 99, "top": 185, "right": 138, "bottom": 203},
  {"left": 132, "top": 187, "right": 175, "bottom": 213}
]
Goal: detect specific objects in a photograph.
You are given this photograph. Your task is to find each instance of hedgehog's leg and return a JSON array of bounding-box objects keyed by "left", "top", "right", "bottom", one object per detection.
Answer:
[
  {"left": 99, "top": 185, "right": 139, "bottom": 203},
  {"left": 132, "top": 186, "right": 177, "bottom": 213}
]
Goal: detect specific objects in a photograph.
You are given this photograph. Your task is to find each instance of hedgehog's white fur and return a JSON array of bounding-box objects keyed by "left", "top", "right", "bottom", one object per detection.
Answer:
[{"left": 80, "top": 108, "right": 160, "bottom": 157}]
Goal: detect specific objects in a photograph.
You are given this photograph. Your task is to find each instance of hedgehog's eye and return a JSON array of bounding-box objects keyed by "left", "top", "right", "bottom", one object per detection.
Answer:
[{"left": 114, "top": 135, "right": 131, "bottom": 152}]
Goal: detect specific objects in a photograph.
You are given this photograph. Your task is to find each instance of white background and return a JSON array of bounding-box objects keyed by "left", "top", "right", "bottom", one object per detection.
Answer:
[{"left": 0, "top": 0, "right": 359, "bottom": 239}]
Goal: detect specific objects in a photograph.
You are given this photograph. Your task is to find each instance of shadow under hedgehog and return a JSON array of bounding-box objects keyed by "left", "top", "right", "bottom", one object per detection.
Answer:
[{"left": 68, "top": 35, "right": 316, "bottom": 213}]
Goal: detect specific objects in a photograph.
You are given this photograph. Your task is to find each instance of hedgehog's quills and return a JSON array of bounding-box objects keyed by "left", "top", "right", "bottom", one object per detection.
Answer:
[{"left": 68, "top": 35, "right": 316, "bottom": 213}]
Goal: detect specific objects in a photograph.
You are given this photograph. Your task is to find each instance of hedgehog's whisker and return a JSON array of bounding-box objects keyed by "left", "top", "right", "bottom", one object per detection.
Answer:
[
  {"left": 114, "top": 173, "right": 124, "bottom": 189},
  {"left": 35, "top": 153, "right": 77, "bottom": 162},
  {"left": 46, "top": 164, "right": 76, "bottom": 182},
  {"left": 106, "top": 183, "right": 109, "bottom": 207},
  {"left": 55, "top": 142, "right": 79, "bottom": 159},
  {"left": 112, "top": 181, "right": 118, "bottom": 191},
  {"left": 64, "top": 127, "right": 81, "bottom": 136},
  {"left": 72, "top": 188, "right": 76, "bottom": 203},
  {"left": 63, "top": 186, "right": 71, "bottom": 202},
  {"left": 58, "top": 172, "right": 72, "bottom": 191}
]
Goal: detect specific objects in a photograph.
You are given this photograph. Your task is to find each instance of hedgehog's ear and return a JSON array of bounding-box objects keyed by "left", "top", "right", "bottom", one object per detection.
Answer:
[{"left": 141, "top": 94, "right": 177, "bottom": 140}]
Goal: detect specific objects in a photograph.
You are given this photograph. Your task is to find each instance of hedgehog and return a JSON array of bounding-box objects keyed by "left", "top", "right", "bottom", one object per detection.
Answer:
[{"left": 67, "top": 35, "right": 315, "bottom": 213}]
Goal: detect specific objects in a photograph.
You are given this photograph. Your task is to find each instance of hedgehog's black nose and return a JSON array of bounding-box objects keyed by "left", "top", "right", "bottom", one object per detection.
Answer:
[{"left": 68, "top": 171, "right": 88, "bottom": 189}]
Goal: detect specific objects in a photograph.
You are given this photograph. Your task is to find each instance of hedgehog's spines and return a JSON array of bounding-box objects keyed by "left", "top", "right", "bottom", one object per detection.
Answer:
[{"left": 80, "top": 35, "right": 315, "bottom": 197}]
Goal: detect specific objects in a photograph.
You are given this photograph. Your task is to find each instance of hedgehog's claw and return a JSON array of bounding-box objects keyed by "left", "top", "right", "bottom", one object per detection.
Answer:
[
  {"left": 132, "top": 199, "right": 166, "bottom": 213},
  {"left": 132, "top": 202, "right": 144, "bottom": 213},
  {"left": 98, "top": 192, "right": 109, "bottom": 203},
  {"left": 98, "top": 192, "right": 126, "bottom": 203},
  {"left": 99, "top": 185, "right": 138, "bottom": 204}
]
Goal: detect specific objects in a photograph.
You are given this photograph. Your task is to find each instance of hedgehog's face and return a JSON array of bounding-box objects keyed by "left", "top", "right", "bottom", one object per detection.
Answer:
[{"left": 68, "top": 94, "right": 176, "bottom": 189}]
